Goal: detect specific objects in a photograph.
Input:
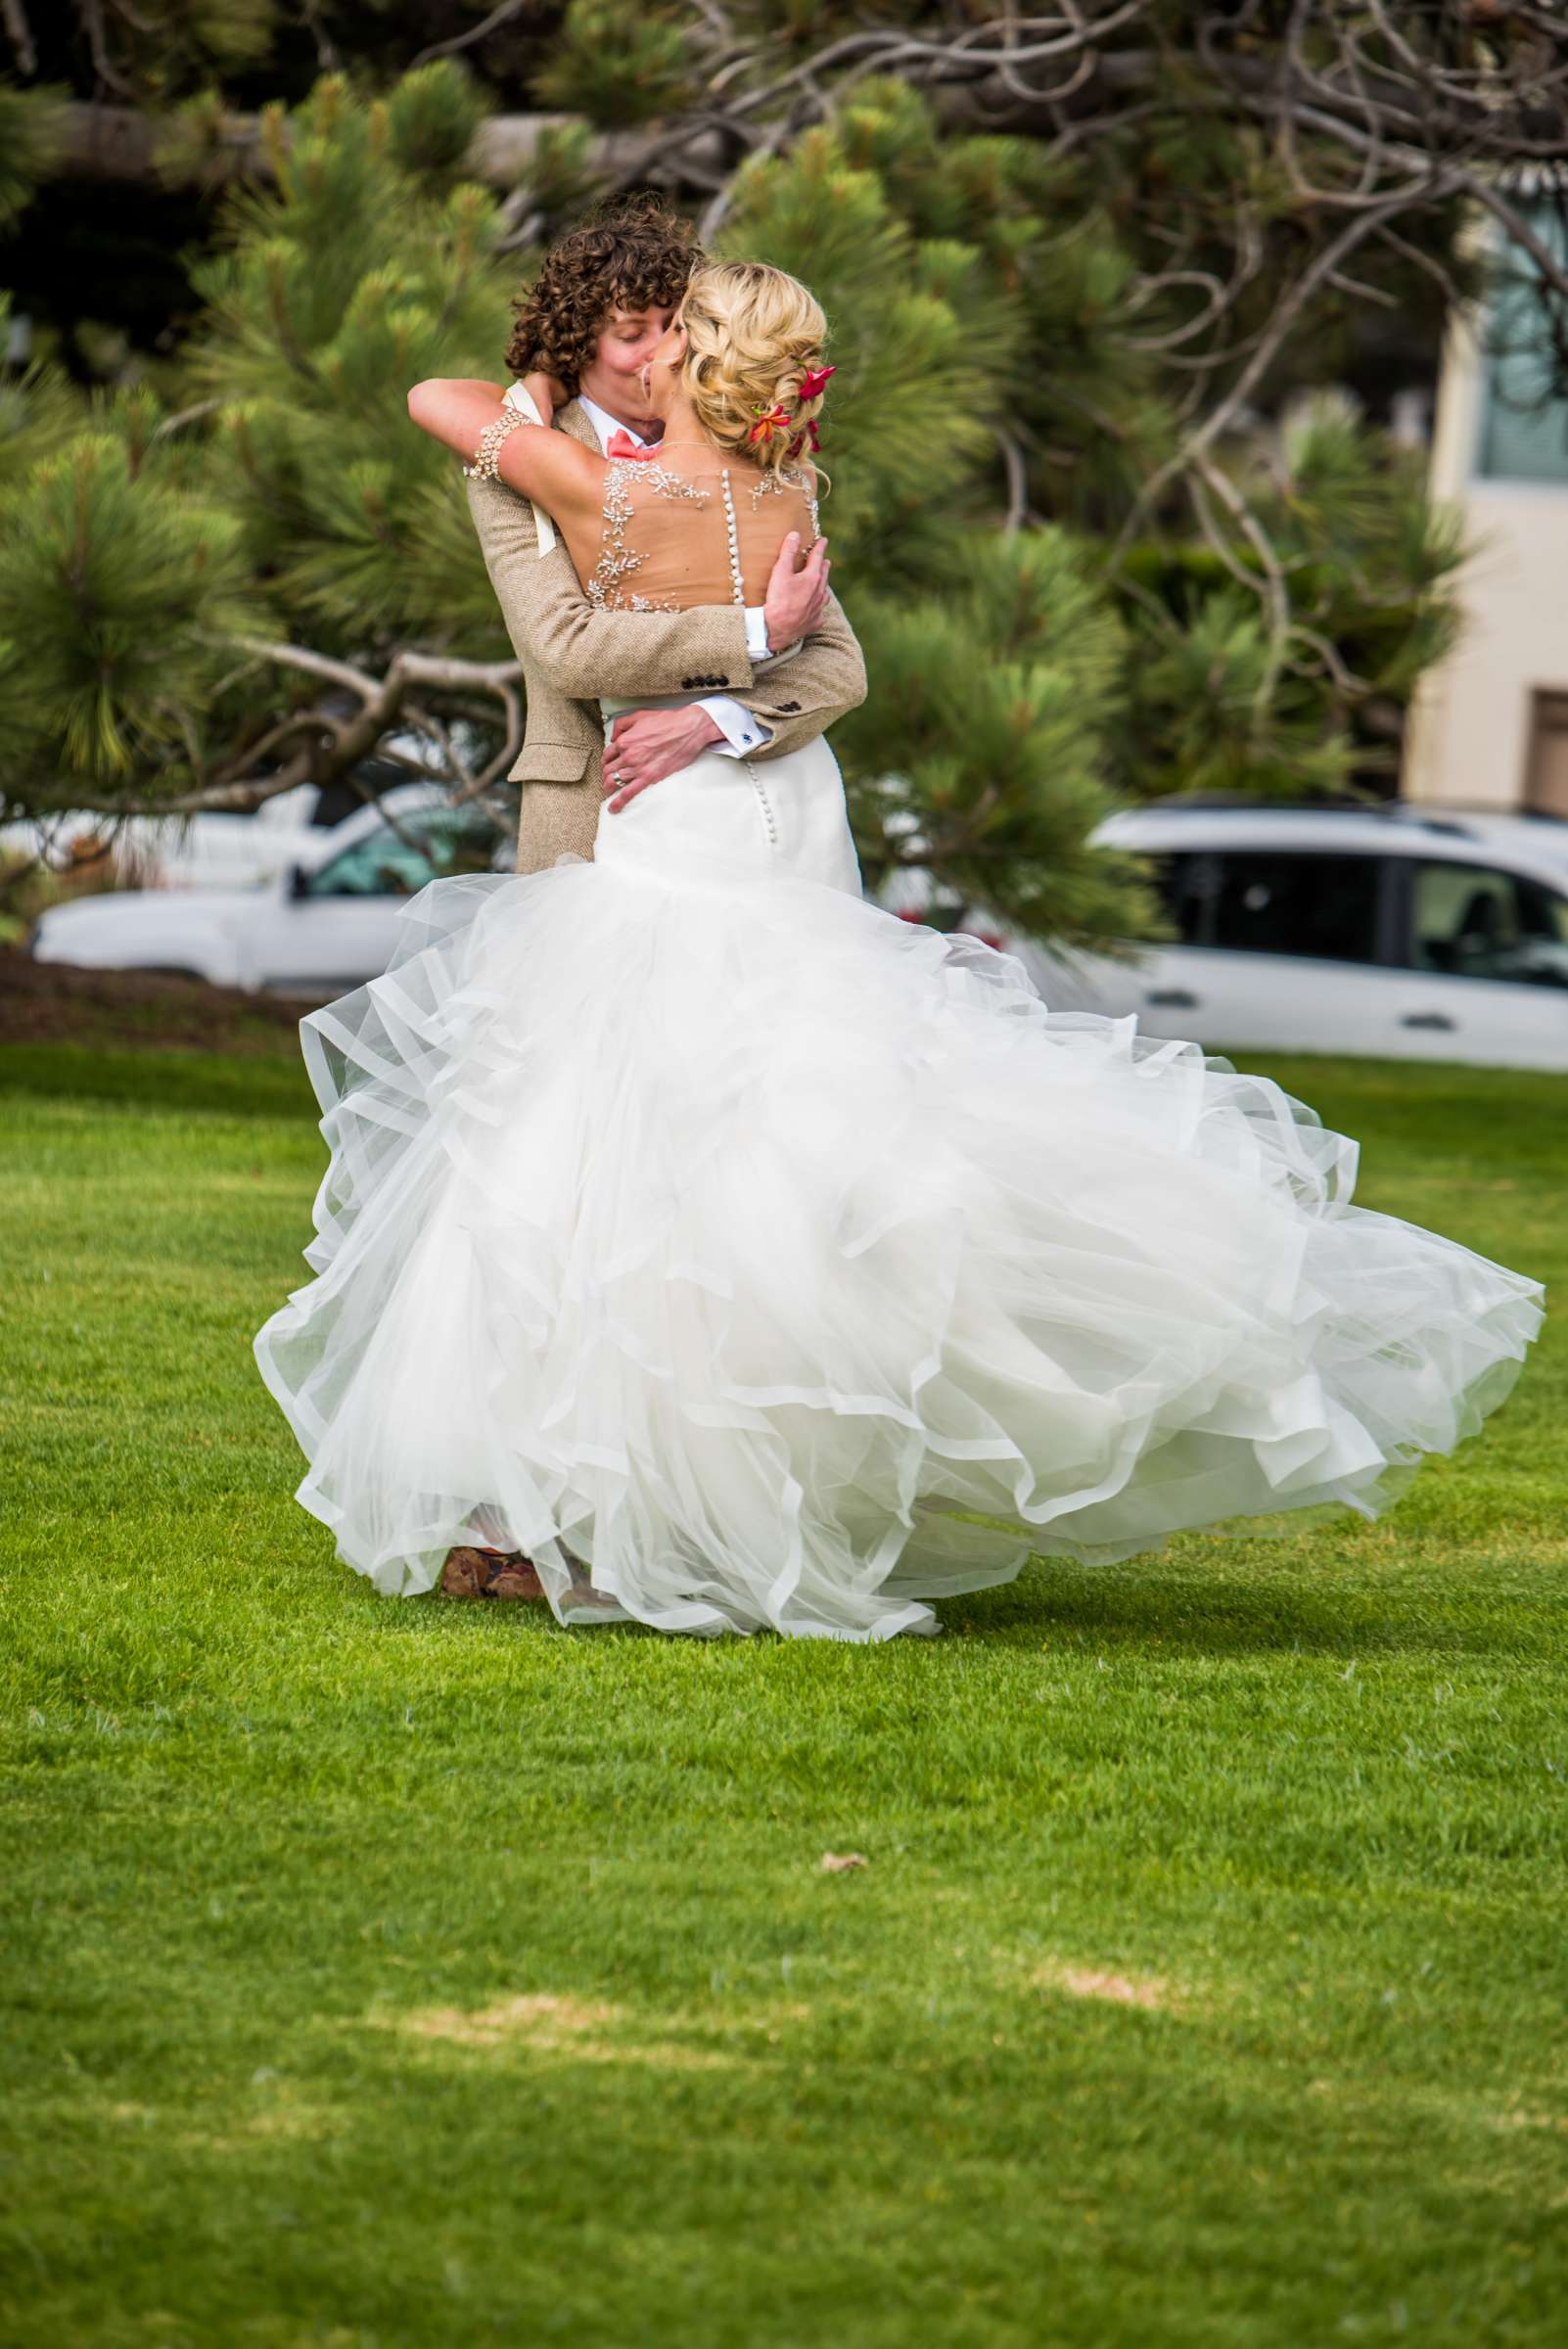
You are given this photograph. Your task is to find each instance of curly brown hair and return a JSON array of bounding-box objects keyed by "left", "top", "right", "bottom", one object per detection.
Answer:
[{"left": 503, "top": 198, "right": 705, "bottom": 394}]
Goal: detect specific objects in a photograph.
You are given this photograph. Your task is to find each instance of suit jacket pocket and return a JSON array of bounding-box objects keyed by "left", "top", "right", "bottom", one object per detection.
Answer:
[{"left": 508, "top": 741, "right": 593, "bottom": 784}]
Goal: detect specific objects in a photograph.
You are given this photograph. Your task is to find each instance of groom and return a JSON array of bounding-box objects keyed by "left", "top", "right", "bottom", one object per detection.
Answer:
[{"left": 442, "top": 202, "right": 868, "bottom": 1600}]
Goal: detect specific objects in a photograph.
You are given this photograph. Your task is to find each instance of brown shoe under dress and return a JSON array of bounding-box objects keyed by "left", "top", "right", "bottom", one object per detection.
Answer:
[{"left": 439, "top": 1545, "right": 546, "bottom": 1601}]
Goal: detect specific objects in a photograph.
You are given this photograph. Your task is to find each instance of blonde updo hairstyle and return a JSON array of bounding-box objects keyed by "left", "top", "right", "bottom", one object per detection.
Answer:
[{"left": 678, "top": 260, "right": 830, "bottom": 482}]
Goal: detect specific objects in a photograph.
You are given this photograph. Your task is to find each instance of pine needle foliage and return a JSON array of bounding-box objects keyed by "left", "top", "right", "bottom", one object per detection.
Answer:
[
  {"left": 186, "top": 67, "right": 525, "bottom": 650},
  {"left": 839, "top": 530, "right": 1158, "bottom": 944},
  {"left": 0, "top": 423, "right": 258, "bottom": 806},
  {"left": 0, "top": 37, "right": 1493, "bottom": 943},
  {"left": 530, "top": 1, "right": 694, "bottom": 125}
]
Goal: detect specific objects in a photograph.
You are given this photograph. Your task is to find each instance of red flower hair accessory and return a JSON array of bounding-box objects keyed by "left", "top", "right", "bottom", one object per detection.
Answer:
[
  {"left": 796, "top": 363, "right": 836, "bottom": 405},
  {"left": 748, "top": 401, "right": 793, "bottom": 447}
]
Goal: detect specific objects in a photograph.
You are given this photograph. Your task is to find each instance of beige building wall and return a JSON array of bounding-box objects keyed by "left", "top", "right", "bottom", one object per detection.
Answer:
[{"left": 1405, "top": 303, "right": 1568, "bottom": 813}]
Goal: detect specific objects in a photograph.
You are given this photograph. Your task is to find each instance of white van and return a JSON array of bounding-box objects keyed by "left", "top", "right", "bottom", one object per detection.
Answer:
[{"left": 1007, "top": 804, "right": 1568, "bottom": 1072}]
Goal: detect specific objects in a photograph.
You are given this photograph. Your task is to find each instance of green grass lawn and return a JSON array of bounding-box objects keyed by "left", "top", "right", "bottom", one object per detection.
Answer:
[{"left": 2, "top": 1034, "right": 1565, "bottom": 2349}]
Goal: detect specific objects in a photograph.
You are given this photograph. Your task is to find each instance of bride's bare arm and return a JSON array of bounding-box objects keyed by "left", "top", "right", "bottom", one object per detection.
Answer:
[{"left": 406, "top": 376, "right": 601, "bottom": 524}]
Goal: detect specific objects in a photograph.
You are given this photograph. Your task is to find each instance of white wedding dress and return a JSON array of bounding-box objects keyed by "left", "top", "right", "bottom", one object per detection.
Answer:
[{"left": 253, "top": 451, "right": 1545, "bottom": 1641}]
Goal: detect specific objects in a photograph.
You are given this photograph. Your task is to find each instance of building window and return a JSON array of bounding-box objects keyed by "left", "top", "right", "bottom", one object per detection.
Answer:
[{"left": 1475, "top": 202, "right": 1568, "bottom": 484}]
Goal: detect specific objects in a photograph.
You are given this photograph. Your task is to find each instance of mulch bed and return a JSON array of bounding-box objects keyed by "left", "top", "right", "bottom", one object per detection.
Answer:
[{"left": 0, "top": 945, "right": 320, "bottom": 1056}]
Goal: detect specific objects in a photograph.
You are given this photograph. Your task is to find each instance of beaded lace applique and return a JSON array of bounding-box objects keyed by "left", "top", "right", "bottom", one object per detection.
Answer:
[
  {"left": 748, "top": 462, "right": 821, "bottom": 541},
  {"left": 585, "top": 456, "right": 711, "bottom": 613}
]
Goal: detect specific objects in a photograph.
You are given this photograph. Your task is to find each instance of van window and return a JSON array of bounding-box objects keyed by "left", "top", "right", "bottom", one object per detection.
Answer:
[
  {"left": 1408, "top": 861, "right": 1568, "bottom": 989},
  {"left": 1209, "top": 852, "right": 1380, "bottom": 962},
  {"left": 1148, "top": 852, "right": 1217, "bottom": 945}
]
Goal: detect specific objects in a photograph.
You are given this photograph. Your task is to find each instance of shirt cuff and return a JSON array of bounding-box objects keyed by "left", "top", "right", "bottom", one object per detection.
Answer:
[
  {"left": 698, "top": 696, "right": 776, "bottom": 758},
  {"left": 744, "top": 605, "right": 774, "bottom": 663}
]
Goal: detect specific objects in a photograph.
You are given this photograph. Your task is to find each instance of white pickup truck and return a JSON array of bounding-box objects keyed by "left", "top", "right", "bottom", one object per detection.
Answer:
[{"left": 27, "top": 787, "right": 509, "bottom": 997}]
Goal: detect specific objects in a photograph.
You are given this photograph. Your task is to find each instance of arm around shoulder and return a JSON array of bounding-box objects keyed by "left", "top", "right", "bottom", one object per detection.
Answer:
[{"left": 407, "top": 377, "right": 600, "bottom": 518}]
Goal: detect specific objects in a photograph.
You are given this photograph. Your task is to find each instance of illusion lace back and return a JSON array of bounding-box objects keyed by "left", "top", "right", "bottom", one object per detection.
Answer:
[{"left": 559, "top": 447, "right": 821, "bottom": 615}]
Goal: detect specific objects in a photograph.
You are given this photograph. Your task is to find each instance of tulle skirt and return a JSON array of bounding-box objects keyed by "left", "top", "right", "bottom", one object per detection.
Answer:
[{"left": 253, "top": 742, "right": 1545, "bottom": 1641}]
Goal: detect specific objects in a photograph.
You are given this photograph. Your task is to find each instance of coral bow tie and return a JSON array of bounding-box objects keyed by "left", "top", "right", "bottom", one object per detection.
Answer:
[{"left": 605, "top": 431, "right": 656, "bottom": 461}]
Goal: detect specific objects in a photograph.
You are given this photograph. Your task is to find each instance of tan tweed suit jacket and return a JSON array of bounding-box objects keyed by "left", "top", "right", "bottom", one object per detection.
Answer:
[{"left": 464, "top": 398, "right": 868, "bottom": 874}]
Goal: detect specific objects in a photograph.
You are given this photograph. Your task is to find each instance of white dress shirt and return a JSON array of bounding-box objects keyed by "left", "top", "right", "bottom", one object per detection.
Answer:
[{"left": 577, "top": 396, "right": 774, "bottom": 758}]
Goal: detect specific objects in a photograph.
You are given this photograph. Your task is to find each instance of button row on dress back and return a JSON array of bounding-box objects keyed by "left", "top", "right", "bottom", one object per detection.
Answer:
[
  {"left": 741, "top": 758, "right": 779, "bottom": 849},
  {"left": 720, "top": 470, "right": 745, "bottom": 608},
  {"left": 725, "top": 471, "right": 776, "bottom": 851}
]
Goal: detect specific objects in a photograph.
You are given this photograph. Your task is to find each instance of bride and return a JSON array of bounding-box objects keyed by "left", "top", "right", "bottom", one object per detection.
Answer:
[{"left": 253, "top": 258, "right": 1545, "bottom": 1642}]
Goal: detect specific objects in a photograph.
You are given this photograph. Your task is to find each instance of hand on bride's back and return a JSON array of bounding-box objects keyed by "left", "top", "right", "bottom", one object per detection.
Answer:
[{"left": 763, "top": 531, "right": 830, "bottom": 651}]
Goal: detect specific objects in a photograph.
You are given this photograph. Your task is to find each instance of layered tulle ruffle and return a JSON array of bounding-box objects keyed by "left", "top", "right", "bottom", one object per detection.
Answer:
[{"left": 254, "top": 852, "right": 1544, "bottom": 1640}]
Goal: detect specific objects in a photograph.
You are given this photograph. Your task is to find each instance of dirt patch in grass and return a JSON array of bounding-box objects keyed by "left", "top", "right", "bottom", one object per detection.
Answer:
[
  {"left": 106, "top": 2088, "right": 342, "bottom": 2153},
  {"left": 1032, "top": 1961, "right": 1176, "bottom": 2011},
  {"left": 397, "top": 1993, "right": 623, "bottom": 2048},
  {"left": 381, "top": 1992, "right": 741, "bottom": 2071},
  {"left": 0, "top": 945, "right": 321, "bottom": 1056}
]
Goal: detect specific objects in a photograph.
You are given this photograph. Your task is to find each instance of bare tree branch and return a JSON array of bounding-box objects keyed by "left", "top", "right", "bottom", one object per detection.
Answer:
[
  {"left": 1106, "top": 192, "right": 1451, "bottom": 569},
  {"left": 46, "top": 637, "right": 524, "bottom": 819},
  {"left": 993, "top": 426, "right": 1030, "bottom": 537},
  {"left": 410, "top": 0, "right": 532, "bottom": 73},
  {"left": 1, "top": 0, "right": 35, "bottom": 77}
]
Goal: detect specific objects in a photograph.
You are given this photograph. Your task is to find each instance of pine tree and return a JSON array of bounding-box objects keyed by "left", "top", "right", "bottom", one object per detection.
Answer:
[
  {"left": 0, "top": 61, "right": 1163, "bottom": 942},
  {"left": 1, "top": 67, "right": 529, "bottom": 823},
  {"left": 5, "top": 7, "right": 1560, "bottom": 943}
]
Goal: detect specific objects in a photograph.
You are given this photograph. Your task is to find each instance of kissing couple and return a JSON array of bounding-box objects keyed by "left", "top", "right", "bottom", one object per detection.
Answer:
[{"left": 252, "top": 203, "right": 1542, "bottom": 1641}]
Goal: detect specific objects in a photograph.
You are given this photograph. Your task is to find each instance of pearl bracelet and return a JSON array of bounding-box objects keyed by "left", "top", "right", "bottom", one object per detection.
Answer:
[{"left": 463, "top": 407, "right": 530, "bottom": 482}]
